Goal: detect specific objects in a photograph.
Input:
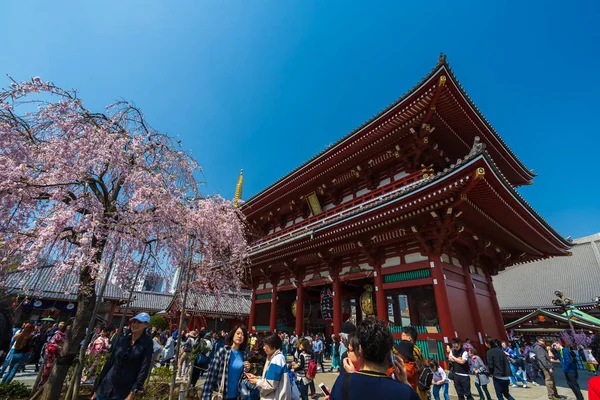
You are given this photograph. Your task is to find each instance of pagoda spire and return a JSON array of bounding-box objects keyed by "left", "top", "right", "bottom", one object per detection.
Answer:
[{"left": 233, "top": 169, "right": 244, "bottom": 207}]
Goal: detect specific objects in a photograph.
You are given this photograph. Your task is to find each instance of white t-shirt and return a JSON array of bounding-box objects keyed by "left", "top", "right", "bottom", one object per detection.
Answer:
[
  {"left": 433, "top": 367, "right": 447, "bottom": 383},
  {"left": 454, "top": 351, "right": 470, "bottom": 377}
]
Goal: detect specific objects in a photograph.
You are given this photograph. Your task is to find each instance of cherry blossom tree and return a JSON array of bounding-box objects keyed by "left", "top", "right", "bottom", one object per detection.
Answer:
[{"left": 0, "top": 77, "right": 248, "bottom": 400}]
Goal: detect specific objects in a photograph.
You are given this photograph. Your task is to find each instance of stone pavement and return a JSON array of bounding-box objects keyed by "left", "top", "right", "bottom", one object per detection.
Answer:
[{"left": 9, "top": 359, "right": 593, "bottom": 399}]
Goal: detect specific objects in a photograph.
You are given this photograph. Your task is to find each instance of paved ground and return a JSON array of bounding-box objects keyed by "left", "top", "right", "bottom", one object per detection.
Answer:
[{"left": 10, "top": 359, "right": 594, "bottom": 399}]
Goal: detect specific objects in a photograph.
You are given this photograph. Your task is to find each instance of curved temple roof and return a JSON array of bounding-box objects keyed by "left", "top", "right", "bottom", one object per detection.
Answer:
[
  {"left": 248, "top": 145, "right": 570, "bottom": 270},
  {"left": 495, "top": 233, "right": 600, "bottom": 310},
  {"left": 243, "top": 54, "right": 535, "bottom": 215}
]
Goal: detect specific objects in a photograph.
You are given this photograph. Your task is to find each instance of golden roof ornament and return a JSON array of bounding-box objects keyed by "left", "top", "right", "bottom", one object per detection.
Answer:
[{"left": 233, "top": 169, "right": 243, "bottom": 208}]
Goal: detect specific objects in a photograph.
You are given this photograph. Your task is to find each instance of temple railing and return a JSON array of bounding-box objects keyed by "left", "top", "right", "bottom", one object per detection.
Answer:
[
  {"left": 250, "top": 170, "right": 424, "bottom": 251},
  {"left": 384, "top": 269, "right": 431, "bottom": 283}
]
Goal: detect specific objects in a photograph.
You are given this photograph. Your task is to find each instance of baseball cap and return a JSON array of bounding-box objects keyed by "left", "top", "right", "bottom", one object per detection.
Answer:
[
  {"left": 394, "top": 341, "right": 415, "bottom": 361},
  {"left": 340, "top": 322, "right": 357, "bottom": 334},
  {"left": 130, "top": 312, "right": 150, "bottom": 323}
]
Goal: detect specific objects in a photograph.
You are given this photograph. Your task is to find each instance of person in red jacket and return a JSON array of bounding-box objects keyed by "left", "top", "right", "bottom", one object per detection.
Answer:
[{"left": 589, "top": 335, "right": 600, "bottom": 400}]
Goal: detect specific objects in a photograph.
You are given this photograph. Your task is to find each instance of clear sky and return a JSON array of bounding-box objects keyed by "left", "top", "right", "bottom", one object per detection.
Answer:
[{"left": 3, "top": 1, "right": 599, "bottom": 239}]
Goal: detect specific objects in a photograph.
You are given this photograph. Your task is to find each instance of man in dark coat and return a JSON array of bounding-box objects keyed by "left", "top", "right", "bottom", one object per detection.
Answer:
[{"left": 486, "top": 338, "right": 515, "bottom": 400}]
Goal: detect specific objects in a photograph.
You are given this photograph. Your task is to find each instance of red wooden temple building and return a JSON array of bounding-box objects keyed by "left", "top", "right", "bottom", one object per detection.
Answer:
[{"left": 240, "top": 55, "right": 571, "bottom": 358}]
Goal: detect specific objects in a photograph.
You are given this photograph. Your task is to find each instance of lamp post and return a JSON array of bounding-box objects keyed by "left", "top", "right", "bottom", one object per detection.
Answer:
[{"left": 552, "top": 290, "right": 577, "bottom": 339}]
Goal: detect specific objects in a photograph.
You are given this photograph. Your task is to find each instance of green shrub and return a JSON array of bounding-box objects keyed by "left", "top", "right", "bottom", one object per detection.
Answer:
[
  {"left": 149, "top": 315, "right": 168, "bottom": 331},
  {"left": 0, "top": 381, "right": 30, "bottom": 399},
  {"left": 138, "top": 366, "right": 173, "bottom": 400}
]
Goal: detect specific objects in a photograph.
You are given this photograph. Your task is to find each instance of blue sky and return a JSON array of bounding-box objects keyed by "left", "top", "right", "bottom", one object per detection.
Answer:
[{"left": 3, "top": 1, "right": 599, "bottom": 239}]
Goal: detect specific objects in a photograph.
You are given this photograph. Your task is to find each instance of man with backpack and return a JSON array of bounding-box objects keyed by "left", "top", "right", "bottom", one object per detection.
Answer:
[
  {"left": 551, "top": 341, "right": 583, "bottom": 400},
  {"left": 190, "top": 332, "right": 212, "bottom": 386},
  {"left": 401, "top": 326, "right": 427, "bottom": 400},
  {"left": 178, "top": 330, "right": 197, "bottom": 377}
]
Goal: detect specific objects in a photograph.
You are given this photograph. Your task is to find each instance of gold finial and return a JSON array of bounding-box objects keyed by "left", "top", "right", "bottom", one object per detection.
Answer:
[
  {"left": 233, "top": 169, "right": 244, "bottom": 207},
  {"left": 475, "top": 167, "right": 485, "bottom": 179}
]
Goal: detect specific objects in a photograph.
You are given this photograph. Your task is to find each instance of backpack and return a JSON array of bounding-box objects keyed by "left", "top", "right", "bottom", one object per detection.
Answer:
[
  {"left": 528, "top": 349, "right": 539, "bottom": 369},
  {"left": 306, "top": 359, "right": 317, "bottom": 379},
  {"left": 183, "top": 339, "right": 193, "bottom": 353},
  {"left": 417, "top": 367, "right": 433, "bottom": 391}
]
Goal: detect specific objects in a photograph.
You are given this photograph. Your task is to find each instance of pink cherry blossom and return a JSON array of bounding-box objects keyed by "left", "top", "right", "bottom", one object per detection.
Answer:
[{"left": 0, "top": 77, "right": 248, "bottom": 398}]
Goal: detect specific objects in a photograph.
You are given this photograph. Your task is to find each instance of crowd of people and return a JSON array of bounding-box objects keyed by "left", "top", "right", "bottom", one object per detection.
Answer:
[{"left": 2, "top": 314, "right": 600, "bottom": 400}]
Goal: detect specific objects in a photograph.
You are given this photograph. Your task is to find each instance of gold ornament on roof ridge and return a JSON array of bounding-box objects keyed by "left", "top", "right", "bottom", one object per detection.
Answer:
[{"left": 233, "top": 169, "right": 244, "bottom": 208}]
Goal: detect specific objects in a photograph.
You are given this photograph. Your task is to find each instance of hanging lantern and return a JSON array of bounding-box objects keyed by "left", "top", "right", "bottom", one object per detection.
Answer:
[
  {"left": 320, "top": 287, "right": 334, "bottom": 321},
  {"left": 360, "top": 285, "right": 375, "bottom": 316}
]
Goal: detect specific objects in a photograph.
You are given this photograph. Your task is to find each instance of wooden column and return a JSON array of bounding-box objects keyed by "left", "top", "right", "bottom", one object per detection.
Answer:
[
  {"left": 463, "top": 265, "right": 485, "bottom": 345},
  {"left": 429, "top": 255, "right": 455, "bottom": 341},
  {"left": 333, "top": 274, "right": 342, "bottom": 334},
  {"left": 355, "top": 297, "right": 363, "bottom": 324},
  {"left": 374, "top": 263, "right": 387, "bottom": 323},
  {"left": 107, "top": 301, "right": 117, "bottom": 325},
  {"left": 487, "top": 273, "right": 508, "bottom": 341},
  {"left": 295, "top": 284, "right": 304, "bottom": 334},
  {"left": 269, "top": 276, "right": 278, "bottom": 332},
  {"left": 248, "top": 293, "right": 257, "bottom": 333}
]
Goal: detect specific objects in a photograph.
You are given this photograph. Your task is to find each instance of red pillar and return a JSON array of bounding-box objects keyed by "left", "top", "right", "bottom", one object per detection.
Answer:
[
  {"left": 429, "top": 255, "right": 455, "bottom": 341},
  {"left": 295, "top": 284, "right": 304, "bottom": 334},
  {"left": 107, "top": 301, "right": 116, "bottom": 325},
  {"left": 248, "top": 293, "right": 256, "bottom": 333},
  {"left": 355, "top": 296, "right": 363, "bottom": 324},
  {"left": 487, "top": 273, "right": 508, "bottom": 341},
  {"left": 374, "top": 264, "right": 387, "bottom": 323},
  {"left": 269, "top": 286, "right": 278, "bottom": 332},
  {"left": 333, "top": 275, "right": 342, "bottom": 334},
  {"left": 463, "top": 265, "right": 485, "bottom": 347}
]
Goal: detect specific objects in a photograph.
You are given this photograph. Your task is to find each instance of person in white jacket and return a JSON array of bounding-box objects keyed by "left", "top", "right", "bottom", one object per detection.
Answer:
[
  {"left": 246, "top": 332, "right": 291, "bottom": 400},
  {"left": 161, "top": 330, "right": 175, "bottom": 368}
]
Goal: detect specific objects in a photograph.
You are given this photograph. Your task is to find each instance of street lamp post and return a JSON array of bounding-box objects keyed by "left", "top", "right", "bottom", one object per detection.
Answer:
[{"left": 552, "top": 290, "right": 577, "bottom": 340}]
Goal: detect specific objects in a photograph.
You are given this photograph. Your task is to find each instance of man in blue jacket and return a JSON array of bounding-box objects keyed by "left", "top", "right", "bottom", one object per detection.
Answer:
[{"left": 551, "top": 341, "right": 583, "bottom": 400}]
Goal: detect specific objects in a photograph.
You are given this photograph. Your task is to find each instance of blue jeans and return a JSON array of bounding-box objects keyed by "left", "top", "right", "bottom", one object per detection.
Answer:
[
  {"left": 0, "top": 349, "right": 14, "bottom": 378},
  {"left": 509, "top": 363, "right": 527, "bottom": 385},
  {"left": 1, "top": 352, "right": 25, "bottom": 383},
  {"left": 432, "top": 381, "right": 450, "bottom": 400}
]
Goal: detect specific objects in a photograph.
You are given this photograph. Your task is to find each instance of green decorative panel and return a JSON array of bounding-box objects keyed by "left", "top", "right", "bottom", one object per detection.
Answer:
[
  {"left": 256, "top": 293, "right": 272, "bottom": 300},
  {"left": 389, "top": 325, "right": 440, "bottom": 334},
  {"left": 394, "top": 339, "right": 447, "bottom": 361},
  {"left": 254, "top": 325, "right": 270, "bottom": 331},
  {"left": 384, "top": 268, "right": 431, "bottom": 283}
]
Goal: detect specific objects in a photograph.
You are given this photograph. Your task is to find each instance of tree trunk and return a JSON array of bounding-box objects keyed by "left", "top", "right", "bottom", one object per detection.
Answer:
[{"left": 39, "top": 277, "right": 97, "bottom": 400}]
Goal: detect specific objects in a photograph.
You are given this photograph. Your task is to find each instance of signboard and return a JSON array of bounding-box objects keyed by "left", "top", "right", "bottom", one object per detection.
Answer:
[
  {"left": 306, "top": 191, "right": 322, "bottom": 216},
  {"left": 427, "top": 339, "right": 439, "bottom": 356},
  {"left": 320, "top": 287, "right": 334, "bottom": 321}
]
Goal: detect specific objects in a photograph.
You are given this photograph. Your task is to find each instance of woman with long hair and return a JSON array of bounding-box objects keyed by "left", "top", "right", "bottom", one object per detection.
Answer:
[
  {"left": 291, "top": 339, "right": 313, "bottom": 400},
  {"left": 202, "top": 325, "right": 250, "bottom": 400},
  {"left": 329, "top": 334, "right": 341, "bottom": 372},
  {"left": 2, "top": 323, "right": 33, "bottom": 383},
  {"left": 246, "top": 332, "right": 291, "bottom": 400}
]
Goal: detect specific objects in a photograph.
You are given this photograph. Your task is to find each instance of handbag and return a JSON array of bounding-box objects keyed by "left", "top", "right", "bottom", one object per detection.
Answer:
[{"left": 211, "top": 352, "right": 229, "bottom": 400}]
